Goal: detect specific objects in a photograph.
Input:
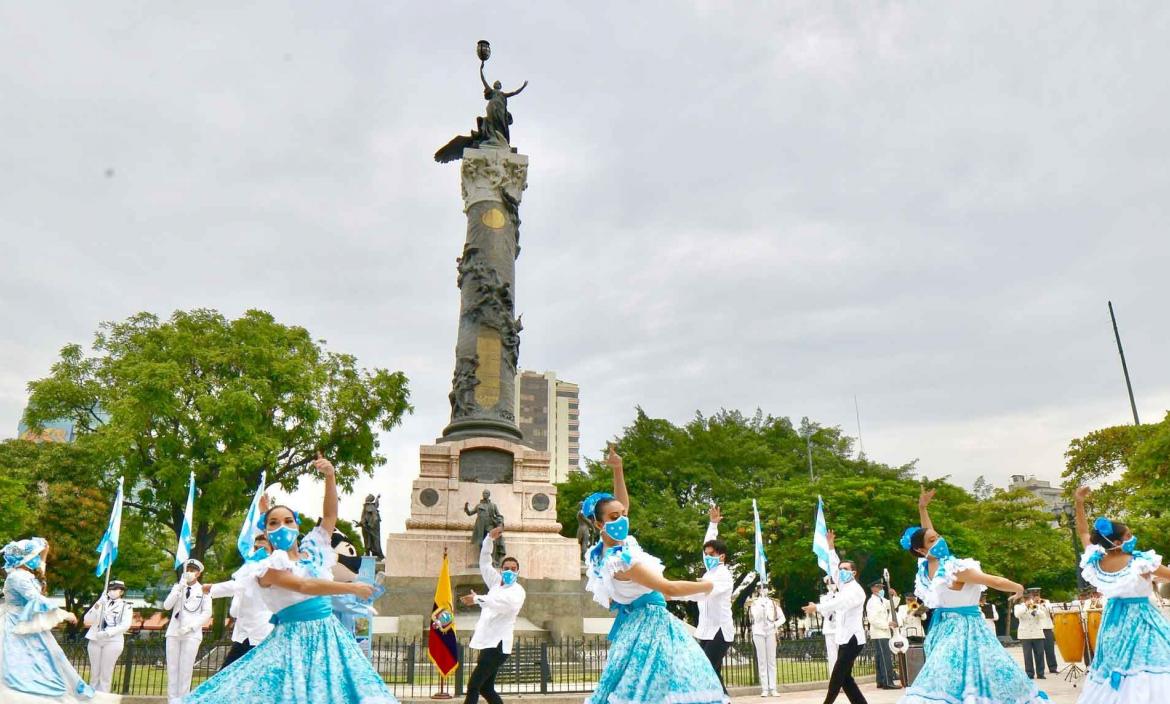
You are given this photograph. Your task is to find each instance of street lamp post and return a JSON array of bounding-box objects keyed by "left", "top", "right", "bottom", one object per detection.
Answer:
[{"left": 1052, "top": 503, "right": 1087, "bottom": 591}]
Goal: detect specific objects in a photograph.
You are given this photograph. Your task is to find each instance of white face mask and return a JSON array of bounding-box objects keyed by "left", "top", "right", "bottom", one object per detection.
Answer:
[{"left": 183, "top": 572, "right": 199, "bottom": 584}]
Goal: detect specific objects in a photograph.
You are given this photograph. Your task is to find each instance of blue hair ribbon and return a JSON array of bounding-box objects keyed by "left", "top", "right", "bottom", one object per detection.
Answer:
[
  {"left": 581, "top": 492, "right": 615, "bottom": 521},
  {"left": 1094, "top": 517, "right": 1114, "bottom": 538},
  {"left": 900, "top": 526, "right": 923, "bottom": 552}
]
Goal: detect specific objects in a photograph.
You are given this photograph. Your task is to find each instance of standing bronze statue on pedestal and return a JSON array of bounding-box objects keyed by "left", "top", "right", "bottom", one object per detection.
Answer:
[{"left": 435, "top": 40, "right": 528, "bottom": 163}]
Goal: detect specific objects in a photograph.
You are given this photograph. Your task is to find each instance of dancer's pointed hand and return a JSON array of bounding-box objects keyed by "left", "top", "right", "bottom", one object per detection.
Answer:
[
  {"left": 919, "top": 488, "right": 936, "bottom": 508},
  {"left": 709, "top": 505, "right": 722, "bottom": 523},
  {"left": 606, "top": 443, "right": 622, "bottom": 472},
  {"left": 1075, "top": 486, "right": 1091, "bottom": 502}
]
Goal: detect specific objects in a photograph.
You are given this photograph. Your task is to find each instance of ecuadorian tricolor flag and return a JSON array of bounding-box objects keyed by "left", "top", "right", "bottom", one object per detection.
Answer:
[{"left": 428, "top": 551, "right": 460, "bottom": 676}]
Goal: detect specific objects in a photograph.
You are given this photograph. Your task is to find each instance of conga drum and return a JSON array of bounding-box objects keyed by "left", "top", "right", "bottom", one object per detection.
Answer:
[
  {"left": 1052, "top": 611, "right": 1085, "bottom": 664},
  {"left": 1086, "top": 609, "right": 1103, "bottom": 655}
]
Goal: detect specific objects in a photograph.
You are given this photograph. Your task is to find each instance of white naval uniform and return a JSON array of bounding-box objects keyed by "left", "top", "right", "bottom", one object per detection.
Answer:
[
  {"left": 468, "top": 535, "right": 526, "bottom": 654},
  {"left": 817, "top": 548, "right": 842, "bottom": 673},
  {"left": 83, "top": 596, "right": 133, "bottom": 692},
  {"left": 748, "top": 595, "right": 784, "bottom": 694},
  {"left": 163, "top": 580, "right": 212, "bottom": 704}
]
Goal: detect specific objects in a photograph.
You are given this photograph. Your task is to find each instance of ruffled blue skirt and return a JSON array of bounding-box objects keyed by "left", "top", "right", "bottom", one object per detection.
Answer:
[
  {"left": 1080, "top": 596, "right": 1170, "bottom": 704},
  {"left": 185, "top": 598, "right": 396, "bottom": 704},
  {"left": 587, "top": 599, "right": 726, "bottom": 704},
  {"left": 900, "top": 607, "right": 1047, "bottom": 704},
  {"left": 0, "top": 609, "right": 99, "bottom": 702}
]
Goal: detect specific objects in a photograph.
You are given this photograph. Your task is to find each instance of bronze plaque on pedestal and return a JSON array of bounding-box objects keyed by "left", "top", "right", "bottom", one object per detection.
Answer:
[{"left": 459, "top": 448, "right": 514, "bottom": 483}]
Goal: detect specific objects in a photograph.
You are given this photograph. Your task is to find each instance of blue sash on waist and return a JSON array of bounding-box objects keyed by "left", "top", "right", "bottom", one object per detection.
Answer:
[
  {"left": 269, "top": 596, "right": 332, "bottom": 626},
  {"left": 928, "top": 604, "right": 981, "bottom": 631},
  {"left": 608, "top": 591, "right": 666, "bottom": 640}
]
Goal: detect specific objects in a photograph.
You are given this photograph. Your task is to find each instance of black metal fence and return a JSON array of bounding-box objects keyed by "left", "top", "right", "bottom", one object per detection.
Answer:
[{"left": 57, "top": 634, "right": 875, "bottom": 697}]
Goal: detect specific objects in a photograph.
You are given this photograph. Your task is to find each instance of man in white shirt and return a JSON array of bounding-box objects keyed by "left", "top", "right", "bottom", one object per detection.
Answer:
[
  {"left": 865, "top": 581, "right": 897, "bottom": 689},
  {"left": 204, "top": 534, "right": 274, "bottom": 670},
  {"left": 460, "top": 526, "right": 526, "bottom": 704},
  {"left": 748, "top": 583, "right": 784, "bottom": 697},
  {"left": 803, "top": 532, "right": 868, "bottom": 704},
  {"left": 1014, "top": 591, "right": 1049, "bottom": 680},
  {"left": 897, "top": 596, "right": 926, "bottom": 642},
  {"left": 83, "top": 579, "right": 133, "bottom": 692},
  {"left": 164, "top": 558, "right": 214, "bottom": 704},
  {"left": 682, "top": 506, "right": 735, "bottom": 693}
]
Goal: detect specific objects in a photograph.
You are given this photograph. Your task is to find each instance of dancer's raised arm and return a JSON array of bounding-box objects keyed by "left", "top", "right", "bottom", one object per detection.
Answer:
[
  {"left": 918, "top": 488, "right": 936, "bottom": 533},
  {"left": 607, "top": 443, "right": 629, "bottom": 516},
  {"left": 316, "top": 453, "right": 338, "bottom": 536},
  {"left": 1074, "top": 486, "right": 1092, "bottom": 549}
]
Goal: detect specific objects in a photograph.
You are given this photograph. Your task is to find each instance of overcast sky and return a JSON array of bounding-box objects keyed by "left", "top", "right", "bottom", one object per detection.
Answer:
[{"left": 3, "top": 3, "right": 1168, "bottom": 545}]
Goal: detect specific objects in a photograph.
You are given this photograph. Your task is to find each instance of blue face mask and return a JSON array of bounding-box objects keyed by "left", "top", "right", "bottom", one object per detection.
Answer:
[
  {"left": 704, "top": 555, "right": 721, "bottom": 572},
  {"left": 267, "top": 526, "right": 299, "bottom": 551},
  {"left": 26, "top": 556, "right": 42, "bottom": 570},
  {"left": 246, "top": 547, "right": 270, "bottom": 562},
  {"left": 838, "top": 569, "right": 854, "bottom": 584},
  {"left": 604, "top": 516, "right": 629, "bottom": 542},
  {"left": 1121, "top": 536, "right": 1137, "bottom": 554},
  {"left": 929, "top": 537, "right": 952, "bottom": 559},
  {"left": 501, "top": 570, "right": 517, "bottom": 586}
]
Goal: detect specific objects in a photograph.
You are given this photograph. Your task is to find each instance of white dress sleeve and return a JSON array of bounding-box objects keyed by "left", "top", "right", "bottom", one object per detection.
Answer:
[
  {"left": 916, "top": 556, "right": 984, "bottom": 609},
  {"left": 584, "top": 537, "right": 663, "bottom": 608}
]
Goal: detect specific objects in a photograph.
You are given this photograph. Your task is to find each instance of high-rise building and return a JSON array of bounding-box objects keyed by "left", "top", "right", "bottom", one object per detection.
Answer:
[{"left": 514, "top": 370, "right": 580, "bottom": 483}]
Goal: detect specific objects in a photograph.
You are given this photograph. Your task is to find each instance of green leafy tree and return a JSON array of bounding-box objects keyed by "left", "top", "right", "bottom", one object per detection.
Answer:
[
  {"left": 0, "top": 439, "right": 46, "bottom": 540},
  {"left": 0, "top": 439, "right": 165, "bottom": 626},
  {"left": 23, "top": 308, "right": 412, "bottom": 569},
  {"left": 560, "top": 407, "right": 1079, "bottom": 621},
  {"left": 1063, "top": 412, "right": 1170, "bottom": 553}
]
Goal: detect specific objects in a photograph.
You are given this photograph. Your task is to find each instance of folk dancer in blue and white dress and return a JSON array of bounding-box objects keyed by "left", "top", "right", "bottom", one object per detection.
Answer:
[
  {"left": 185, "top": 455, "right": 395, "bottom": 704},
  {"left": 1, "top": 537, "right": 119, "bottom": 703},
  {"left": 583, "top": 445, "right": 728, "bottom": 704},
  {"left": 83, "top": 580, "right": 133, "bottom": 693},
  {"left": 1074, "top": 486, "right": 1170, "bottom": 704},
  {"left": 898, "top": 489, "right": 1047, "bottom": 704}
]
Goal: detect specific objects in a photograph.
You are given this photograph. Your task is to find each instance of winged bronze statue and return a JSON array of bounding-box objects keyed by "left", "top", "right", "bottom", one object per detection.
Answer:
[{"left": 435, "top": 41, "right": 528, "bottom": 164}]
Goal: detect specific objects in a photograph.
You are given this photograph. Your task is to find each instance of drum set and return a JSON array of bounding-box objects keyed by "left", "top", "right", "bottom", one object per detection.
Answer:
[{"left": 1051, "top": 604, "right": 1103, "bottom": 684}]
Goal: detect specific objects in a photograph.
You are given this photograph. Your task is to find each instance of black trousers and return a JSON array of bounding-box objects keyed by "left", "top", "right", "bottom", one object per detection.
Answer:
[
  {"left": 1022, "top": 638, "right": 1047, "bottom": 678},
  {"left": 219, "top": 639, "right": 255, "bottom": 671},
  {"left": 1043, "top": 629, "right": 1059, "bottom": 671},
  {"left": 872, "top": 637, "right": 895, "bottom": 687},
  {"left": 824, "top": 636, "right": 868, "bottom": 704},
  {"left": 464, "top": 642, "right": 509, "bottom": 704},
  {"left": 699, "top": 630, "right": 731, "bottom": 692}
]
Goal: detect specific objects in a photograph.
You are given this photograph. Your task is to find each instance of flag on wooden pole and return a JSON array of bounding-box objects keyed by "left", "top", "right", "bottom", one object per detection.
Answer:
[{"left": 427, "top": 549, "right": 460, "bottom": 677}]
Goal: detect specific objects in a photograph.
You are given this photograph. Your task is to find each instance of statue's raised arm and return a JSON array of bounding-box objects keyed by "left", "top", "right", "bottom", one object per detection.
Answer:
[
  {"left": 503, "top": 80, "right": 528, "bottom": 99},
  {"left": 435, "top": 40, "right": 530, "bottom": 164}
]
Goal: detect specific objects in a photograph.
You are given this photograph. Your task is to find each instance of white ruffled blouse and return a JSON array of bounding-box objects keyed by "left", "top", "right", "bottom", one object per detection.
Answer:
[
  {"left": 1080, "top": 546, "right": 1163, "bottom": 599},
  {"left": 914, "top": 556, "right": 986, "bottom": 610},
  {"left": 236, "top": 526, "right": 337, "bottom": 615},
  {"left": 584, "top": 536, "right": 665, "bottom": 608}
]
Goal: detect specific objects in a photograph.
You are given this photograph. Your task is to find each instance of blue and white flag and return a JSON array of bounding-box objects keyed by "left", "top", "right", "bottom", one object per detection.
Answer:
[
  {"left": 236, "top": 471, "right": 267, "bottom": 559},
  {"left": 812, "top": 495, "right": 831, "bottom": 576},
  {"left": 174, "top": 472, "right": 196, "bottom": 570},
  {"left": 752, "top": 499, "right": 768, "bottom": 583},
  {"left": 95, "top": 477, "right": 124, "bottom": 577}
]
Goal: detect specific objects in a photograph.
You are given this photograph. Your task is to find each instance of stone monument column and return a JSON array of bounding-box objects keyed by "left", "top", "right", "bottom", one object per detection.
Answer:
[{"left": 442, "top": 147, "right": 529, "bottom": 443}]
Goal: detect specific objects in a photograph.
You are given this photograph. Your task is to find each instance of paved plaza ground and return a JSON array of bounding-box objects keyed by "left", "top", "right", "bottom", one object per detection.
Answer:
[{"left": 734, "top": 649, "right": 1082, "bottom": 704}]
